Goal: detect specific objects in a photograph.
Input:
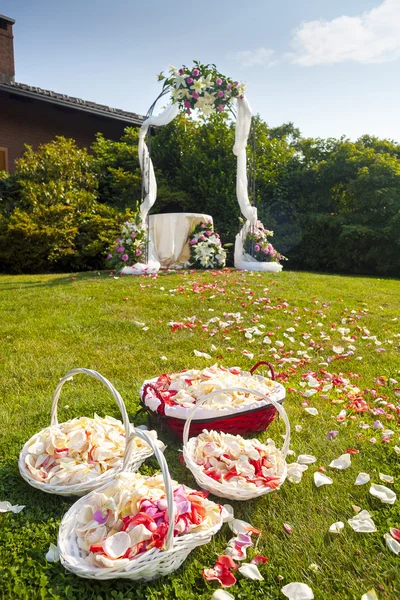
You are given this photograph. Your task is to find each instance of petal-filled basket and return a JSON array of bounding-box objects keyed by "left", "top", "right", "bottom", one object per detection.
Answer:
[
  {"left": 140, "top": 362, "right": 286, "bottom": 439},
  {"left": 183, "top": 387, "right": 290, "bottom": 501},
  {"left": 58, "top": 429, "right": 225, "bottom": 581},
  {"left": 19, "top": 368, "right": 158, "bottom": 497}
]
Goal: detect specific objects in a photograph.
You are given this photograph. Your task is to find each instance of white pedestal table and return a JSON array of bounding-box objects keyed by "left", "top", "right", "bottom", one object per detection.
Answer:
[{"left": 149, "top": 212, "right": 213, "bottom": 268}]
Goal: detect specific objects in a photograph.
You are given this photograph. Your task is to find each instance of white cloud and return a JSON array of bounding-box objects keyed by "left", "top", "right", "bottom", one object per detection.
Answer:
[
  {"left": 233, "top": 47, "right": 276, "bottom": 68},
  {"left": 291, "top": 0, "right": 400, "bottom": 66}
]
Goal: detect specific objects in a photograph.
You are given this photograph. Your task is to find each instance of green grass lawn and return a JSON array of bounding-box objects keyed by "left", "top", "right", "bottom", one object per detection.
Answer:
[{"left": 0, "top": 269, "right": 399, "bottom": 600}]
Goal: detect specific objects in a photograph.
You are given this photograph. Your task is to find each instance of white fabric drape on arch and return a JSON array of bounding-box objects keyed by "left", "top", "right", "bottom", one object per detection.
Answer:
[{"left": 137, "top": 96, "right": 280, "bottom": 272}]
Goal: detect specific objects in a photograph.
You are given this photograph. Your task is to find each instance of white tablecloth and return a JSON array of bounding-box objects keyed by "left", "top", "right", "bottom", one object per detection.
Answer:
[{"left": 149, "top": 213, "right": 213, "bottom": 267}]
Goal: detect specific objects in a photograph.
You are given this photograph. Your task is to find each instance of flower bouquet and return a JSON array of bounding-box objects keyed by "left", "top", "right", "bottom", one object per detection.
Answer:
[
  {"left": 58, "top": 429, "right": 225, "bottom": 581},
  {"left": 157, "top": 62, "right": 246, "bottom": 117},
  {"left": 187, "top": 222, "right": 226, "bottom": 269},
  {"left": 140, "top": 362, "right": 286, "bottom": 439},
  {"left": 182, "top": 387, "right": 290, "bottom": 501},
  {"left": 243, "top": 221, "right": 286, "bottom": 266},
  {"left": 19, "top": 368, "right": 161, "bottom": 496},
  {"left": 107, "top": 218, "right": 154, "bottom": 275}
]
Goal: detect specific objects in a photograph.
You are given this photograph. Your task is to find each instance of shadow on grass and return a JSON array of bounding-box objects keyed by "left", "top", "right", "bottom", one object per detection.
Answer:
[{"left": 0, "top": 272, "right": 110, "bottom": 292}]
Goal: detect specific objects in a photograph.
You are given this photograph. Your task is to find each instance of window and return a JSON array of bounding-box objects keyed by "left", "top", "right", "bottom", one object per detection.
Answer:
[{"left": 0, "top": 147, "right": 8, "bottom": 172}]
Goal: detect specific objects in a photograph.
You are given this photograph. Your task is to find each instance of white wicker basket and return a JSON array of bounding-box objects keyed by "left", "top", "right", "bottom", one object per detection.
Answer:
[
  {"left": 18, "top": 368, "right": 155, "bottom": 497},
  {"left": 183, "top": 387, "right": 291, "bottom": 501},
  {"left": 58, "top": 428, "right": 225, "bottom": 581}
]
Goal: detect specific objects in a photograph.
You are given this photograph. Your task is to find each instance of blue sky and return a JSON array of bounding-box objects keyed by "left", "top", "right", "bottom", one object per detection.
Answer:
[{"left": 2, "top": 0, "right": 399, "bottom": 141}]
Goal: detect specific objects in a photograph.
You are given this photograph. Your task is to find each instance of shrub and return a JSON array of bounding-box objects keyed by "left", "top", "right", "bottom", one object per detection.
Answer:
[{"left": 0, "top": 137, "right": 135, "bottom": 273}]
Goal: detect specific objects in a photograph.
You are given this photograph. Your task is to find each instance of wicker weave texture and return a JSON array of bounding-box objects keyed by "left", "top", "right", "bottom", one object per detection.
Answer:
[
  {"left": 58, "top": 429, "right": 224, "bottom": 581},
  {"left": 18, "top": 368, "right": 153, "bottom": 496},
  {"left": 182, "top": 387, "right": 290, "bottom": 501}
]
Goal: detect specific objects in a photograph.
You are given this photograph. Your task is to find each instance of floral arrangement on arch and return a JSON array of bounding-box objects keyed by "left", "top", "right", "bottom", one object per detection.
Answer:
[
  {"left": 244, "top": 221, "right": 286, "bottom": 264},
  {"left": 107, "top": 217, "right": 147, "bottom": 271},
  {"left": 157, "top": 61, "right": 246, "bottom": 117},
  {"left": 187, "top": 222, "right": 226, "bottom": 269}
]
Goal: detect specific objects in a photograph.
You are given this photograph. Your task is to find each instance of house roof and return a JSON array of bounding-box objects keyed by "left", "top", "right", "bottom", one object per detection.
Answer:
[
  {"left": 0, "top": 80, "right": 145, "bottom": 125},
  {"left": 0, "top": 14, "right": 15, "bottom": 24}
]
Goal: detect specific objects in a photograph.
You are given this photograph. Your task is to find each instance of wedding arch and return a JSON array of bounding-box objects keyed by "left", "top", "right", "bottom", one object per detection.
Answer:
[{"left": 128, "top": 62, "right": 283, "bottom": 274}]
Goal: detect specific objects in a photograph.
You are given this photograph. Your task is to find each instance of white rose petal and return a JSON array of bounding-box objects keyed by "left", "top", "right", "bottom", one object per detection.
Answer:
[
  {"left": 45, "top": 543, "right": 60, "bottom": 562},
  {"left": 332, "top": 346, "right": 344, "bottom": 354},
  {"left": 298, "top": 454, "right": 317, "bottom": 465},
  {"left": 0, "top": 501, "right": 25, "bottom": 513},
  {"left": 281, "top": 582, "right": 314, "bottom": 600},
  {"left": 304, "top": 407, "right": 318, "bottom": 416},
  {"left": 238, "top": 563, "right": 264, "bottom": 580},
  {"left": 329, "top": 453, "right": 351, "bottom": 470},
  {"left": 193, "top": 350, "right": 212, "bottom": 359},
  {"left": 383, "top": 533, "right": 400, "bottom": 555},
  {"left": 329, "top": 521, "right": 344, "bottom": 534},
  {"left": 212, "top": 591, "right": 235, "bottom": 600},
  {"left": 355, "top": 473, "right": 370, "bottom": 486},
  {"left": 369, "top": 484, "right": 396, "bottom": 505},
  {"left": 287, "top": 462, "right": 308, "bottom": 483},
  {"left": 348, "top": 510, "right": 377, "bottom": 533},
  {"left": 314, "top": 472, "right": 333, "bottom": 487},
  {"left": 102, "top": 531, "right": 131, "bottom": 559},
  {"left": 379, "top": 473, "right": 394, "bottom": 484},
  {"left": 361, "top": 590, "right": 379, "bottom": 600}
]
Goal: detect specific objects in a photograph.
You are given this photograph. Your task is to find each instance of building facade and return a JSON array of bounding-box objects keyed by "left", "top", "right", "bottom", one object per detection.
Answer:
[{"left": 0, "top": 14, "right": 143, "bottom": 172}]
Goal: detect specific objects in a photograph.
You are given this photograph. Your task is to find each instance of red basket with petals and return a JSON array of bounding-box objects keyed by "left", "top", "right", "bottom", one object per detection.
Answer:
[{"left": 139, "top": 362, "right": 285, "bottom": 440}]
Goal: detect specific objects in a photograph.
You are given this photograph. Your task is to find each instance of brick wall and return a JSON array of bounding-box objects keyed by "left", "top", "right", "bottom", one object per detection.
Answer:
[{"left": 0, "top": 91, "right": 132, "bottom": 171}]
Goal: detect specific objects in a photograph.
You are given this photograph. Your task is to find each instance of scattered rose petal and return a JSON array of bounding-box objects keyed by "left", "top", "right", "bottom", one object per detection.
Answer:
[
  {"left": 314, "top": 472, "right": 333, "bottom": 487},
  {"left": 281, "top": 582, "right": 314, "bottom": 600},
  {"left": 295, "top": 425, "right": 302, "bottom": 432},
  {"left": 298, "top": 454, "right": 317, "bottom": 465},
  {"left": 329, "top": 521, "right": 344, "bottom": 534},
  {"left": 211, "top": 591, "right": 235, "bottom": 600},
  {"left": 355, "top": 473, "right": 370, "bottom": 486},
  {"left": 287, "top": 462, "right": 308, "bottom": 483},
  {"left": 361, "top": 590, "right": 379, "bottom": 600},
  {"left": 332, "top": 346, "right": 344, "bottom": 354},
  {"left": 283, "top": 523, "right": 293, "bottom": 534},
  {"left": 251, "top": 555, "right": 268, "bottom": 564},
  {"left": 203, "top": 566, "right": 237, "bottom": 588},
  {"left": 308, "top": 563, "right": 319, "bottom": 572},
  {"left": 45, "top": 543, "right": 60, "bottom": 562},
  {"left": 369, "top": 484, "right": 396, "bottom": 505},
  {"left": 0, "top": 501, "right": 25, "bottom": 513},
  {"left": 348, "top": 510, "right": 377, "bottom": 533},
  {"left": 352, "top": 505, "right": 361, "bottom": 514},
  {"left": 229, "top": 519, "right": 260, "bottom": 536},
  {"left": 304, "top": 407, "right": 318, "bottom": 416},
  {"left": 193, "top": 350, "right": 212, "bottom": 359},
  {"left": 160, "top": 356, "right": 168, "bottom": 361},
  {"left": 221, "top": 504, "right": 235, "bottom": 523},
  {"left": 390, "top": 528, "right": 400, "bottom": 541},
  {"left": 329, "top": 453, "right": 351, "bottom": 470},
  {"left": 238, "top": 563, "right": 264, "bottom": 580},
  {"left": 379, "top": 473, "right": 394, "bottom": 484},
  {"left": 383, "top": 533, "right": 400, "bottom": 555}
]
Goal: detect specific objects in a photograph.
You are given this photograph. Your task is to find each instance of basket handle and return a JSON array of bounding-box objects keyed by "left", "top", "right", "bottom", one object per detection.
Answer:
[
  {"left": 250, "top": 361, "right": 275, "bottom": 380},
  {"left": 122, "top": 429, "right": 175, "bottom": 552},
  {"left": 50, "top": 368, "right": 131, "bottom": 442},
  {"left": 182, "top": 386, "right": 290, "bottom": 460}
]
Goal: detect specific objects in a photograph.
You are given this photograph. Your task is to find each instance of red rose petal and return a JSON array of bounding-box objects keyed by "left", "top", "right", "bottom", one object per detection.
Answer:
[
  {"left": 216, "top": 555, "right": 238, "bottom": 570},
  {"left": 251, "top": 555, "right": 268, "bottom": 564},
  {"left": 390, "top": 528, "right": 400, "bottom": 541}
]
